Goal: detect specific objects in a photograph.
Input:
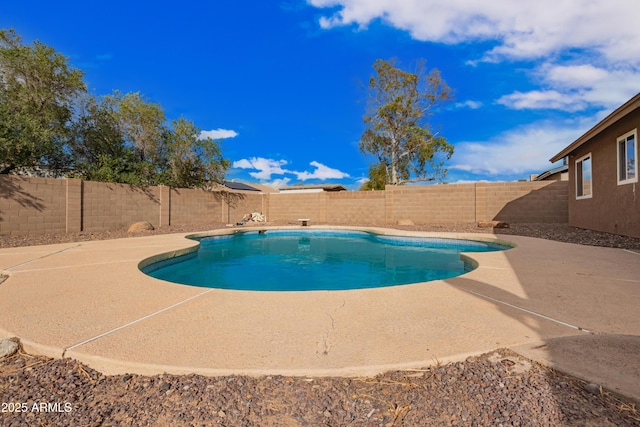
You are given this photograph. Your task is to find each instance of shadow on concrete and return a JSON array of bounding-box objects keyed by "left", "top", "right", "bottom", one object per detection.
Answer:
[{"left": 447, "top": 234, "right": 640, "bottom": 404}]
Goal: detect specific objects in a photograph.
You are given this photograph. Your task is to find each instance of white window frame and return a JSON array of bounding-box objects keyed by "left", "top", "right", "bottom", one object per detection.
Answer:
[
  {"left": 575, "top": 153, "right": 592, "bottom": 200},
  {"left": 616, "top": 129, "right": 638, "bottom": 185}
]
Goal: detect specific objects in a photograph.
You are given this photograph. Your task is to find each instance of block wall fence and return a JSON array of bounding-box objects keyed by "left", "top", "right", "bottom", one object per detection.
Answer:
[{"left": 0, "top": 175, "right": 568, "bottom": 236}]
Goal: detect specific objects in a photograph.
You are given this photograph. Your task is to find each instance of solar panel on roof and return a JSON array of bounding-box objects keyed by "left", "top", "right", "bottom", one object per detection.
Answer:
[{"left": 224, "top": 181, "right": 259, "bottom": 191}]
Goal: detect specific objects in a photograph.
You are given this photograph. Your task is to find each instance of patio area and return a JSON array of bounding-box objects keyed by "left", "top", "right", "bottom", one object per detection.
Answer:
[{"left": 1, "top": 226, "right": 639, "bottom": 400}]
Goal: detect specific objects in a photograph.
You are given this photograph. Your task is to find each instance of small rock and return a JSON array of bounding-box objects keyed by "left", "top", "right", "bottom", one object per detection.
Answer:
[
  {"left": 584, "top": 383, "right": 601, "bottom": 395},
  {"left": 0, "top": 338, "right": 19, "bottom": 358},
  {"left": 127, "top": 221, "right": 155, "bottom": 233}
]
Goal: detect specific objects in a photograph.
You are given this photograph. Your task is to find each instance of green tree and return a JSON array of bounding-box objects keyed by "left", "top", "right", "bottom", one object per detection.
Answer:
[
  {"left": 70, "top": 91, "right": 167, "bottom": 185},
  {"left": 360, "top": 59, "right": 454, "bottom": 186},
  {"left": 359, "top": 162, "right": 388, "bottom": 190},
  {"left": 69, "top": 93, "right": 137, "bottom": 182},
  {"left": 72, "top": 90, "right": 169, "bottom": 185},
  {"left": 164, "top": 117, "right": 230, "bottom": 188},
  {"left": 0, "top": 29, "right": 86, "bottom": 175},
  {"left": 0, "top": 30, "right": 230, "bottom": 188},
  {"left": 111, "top": 91, "right": 166, "bottom": 161},
  {"left": 71, "top": 92, "right": 230, "bottom": 188}
]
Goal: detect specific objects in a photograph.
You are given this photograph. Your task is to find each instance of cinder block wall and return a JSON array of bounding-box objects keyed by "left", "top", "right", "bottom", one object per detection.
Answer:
[
  {"left": 82, "top": 181, "right": 162, "bottom": 231},
  {"left": 224, "top": 191, "right": 265, "bottom": 225},
  {"left": 169, "top": 188, "right": 223, "bottom": 225},
  {"left": 0, "top": 176, "right": 67, "bottom": 236},
  {"left": 476, "top": 181, "right": 568, "bottom": 223},
  {"left": 271, "top": 182, "right": 566, "bottom": 225},
  {"left": 385, "top": 184, "right": 477, "bottom": 224},
  {"left": 0, "top": 176, "right": 569, "bottom": 236},
  {"left": 267, "top": 193, "right": 326, "bottom": 223},
  {"left": 326, "top": 190, "right": 385, "bottom": 224},
  {"left": 168, "top": 188, "right": 264, "bottom": 226}
]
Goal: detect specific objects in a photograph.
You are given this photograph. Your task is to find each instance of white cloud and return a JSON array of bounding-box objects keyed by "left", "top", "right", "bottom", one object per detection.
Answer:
[
  {"left": 449, "top": 118, "right": 595, "bottom": 176},
  {"left": 309, "top": 0, "right": 640, "bottom": 112},
  {"left": 231, "top": 159, "right": 253, "bottom": 169},
  {"left": 232, "top": 157, "right": 290, "bottom": 180},
  {"left": 544, "top": 64, "right": 610, "bottom": 89},
  {"left": 497, "top": 63, "right": 640, "bottom": 112},
  {"left": 232, "top": 158, "right": 350, "bottom": 182},
  {"left": 293, "top": 161, "right": 351, "bottom": 180},
  {"left": 266, "top": 178, "right": 292, "bottom": 189},
  {"left": 308, "top": 0, "right": 640, "bottom": 63},
  {"left": 497, "top": 90, "right": 587, "bottom": 112},
  {"left": 455, "top": 100, "right": 483, "bottom": 110},
  {"left": 199, "top": 129, "right": 239, "bottom": 140}
]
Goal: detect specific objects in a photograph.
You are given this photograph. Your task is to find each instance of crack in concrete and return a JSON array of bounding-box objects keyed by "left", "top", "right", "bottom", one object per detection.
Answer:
[{"left": 316, "top": 300, "right": 345, "bottom": 358}]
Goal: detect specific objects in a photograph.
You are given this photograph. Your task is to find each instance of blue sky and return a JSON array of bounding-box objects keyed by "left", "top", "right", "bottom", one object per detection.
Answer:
[{"left": 3, "top": 1, "right": 639, "bottom": 189}]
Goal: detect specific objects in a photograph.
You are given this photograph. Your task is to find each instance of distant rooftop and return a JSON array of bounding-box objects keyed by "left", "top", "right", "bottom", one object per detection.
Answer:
[
  {"left": 279, "top": 184, "right": 348, "bottom": 192},
  {"left": 532, "top": 164, "right": 568, "bottom": 181},
  {"left": 221, "top": 181, "right": 279, "bottom": 193}
]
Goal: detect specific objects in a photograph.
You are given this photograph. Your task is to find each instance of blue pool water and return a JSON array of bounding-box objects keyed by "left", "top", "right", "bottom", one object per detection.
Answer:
[{"left": 142, "top": 230, "right": 509, "bottom": 291}]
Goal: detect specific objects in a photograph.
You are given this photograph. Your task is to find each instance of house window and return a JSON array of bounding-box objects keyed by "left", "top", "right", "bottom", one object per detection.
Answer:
[
  {"left": 576, "top": 153, "right": 592, "bottom": 199},
  {"left": 617, "top": 129, "right": 637, "bottom": 184}
]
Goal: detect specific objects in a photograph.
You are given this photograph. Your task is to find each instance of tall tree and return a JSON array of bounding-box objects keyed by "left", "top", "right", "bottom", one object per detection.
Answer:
[
  {"left": 360, "top": 59, "right": 454, "bottom": 185},
  {"left": 71, "top": 93, "right": 230, "bottom": 188},
  {"left": 108, "top": 91, "right": 167, "bottom": 160},
  {"left": 69, "top": 93, "right": 138, "bottom": 183},
  {"left": 0, "top": 29, "right": 86, "bottom": 175},
  {"left": 163, "top": 117, "right": 230, "bottom": 188},
  {"left": 105, "top": 91, "right": 168, "bottom": 185}
]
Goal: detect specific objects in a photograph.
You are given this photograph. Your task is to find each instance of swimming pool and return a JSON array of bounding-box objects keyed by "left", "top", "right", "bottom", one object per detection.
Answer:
[{"left": 142, "top": 229, "right": 510, "bottom": 291}]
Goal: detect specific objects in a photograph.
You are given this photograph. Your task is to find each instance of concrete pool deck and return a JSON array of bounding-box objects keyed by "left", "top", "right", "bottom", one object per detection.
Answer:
[{"left": 1, "top": 226, "right": 639, "bottom": 401}]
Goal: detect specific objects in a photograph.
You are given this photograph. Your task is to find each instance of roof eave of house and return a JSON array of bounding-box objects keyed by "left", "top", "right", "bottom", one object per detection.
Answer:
[{"left": 549, "top": 92, "right": 640, "bottom": 163}]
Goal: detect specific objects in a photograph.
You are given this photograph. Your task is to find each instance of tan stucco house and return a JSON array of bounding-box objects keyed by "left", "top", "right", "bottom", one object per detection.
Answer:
[{"left": 550, "top": 93, "right": 639, "bottom": 238}]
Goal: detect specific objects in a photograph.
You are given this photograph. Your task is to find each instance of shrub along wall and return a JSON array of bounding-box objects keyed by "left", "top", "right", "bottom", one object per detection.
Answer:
[{"left": 0, "top": 175, "right": 568, "bottom": 236}]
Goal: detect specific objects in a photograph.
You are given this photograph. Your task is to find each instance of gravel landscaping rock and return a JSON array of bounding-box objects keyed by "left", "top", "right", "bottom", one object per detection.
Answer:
[
  {"left": 0, "top": 339, "right": 18, "bottom": 358},
  {"left": 1, "top": 222, "right": 639, "bottom": 425},
  {"left": 1, "top": 348, "right": 638, "bottom": 426}
]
